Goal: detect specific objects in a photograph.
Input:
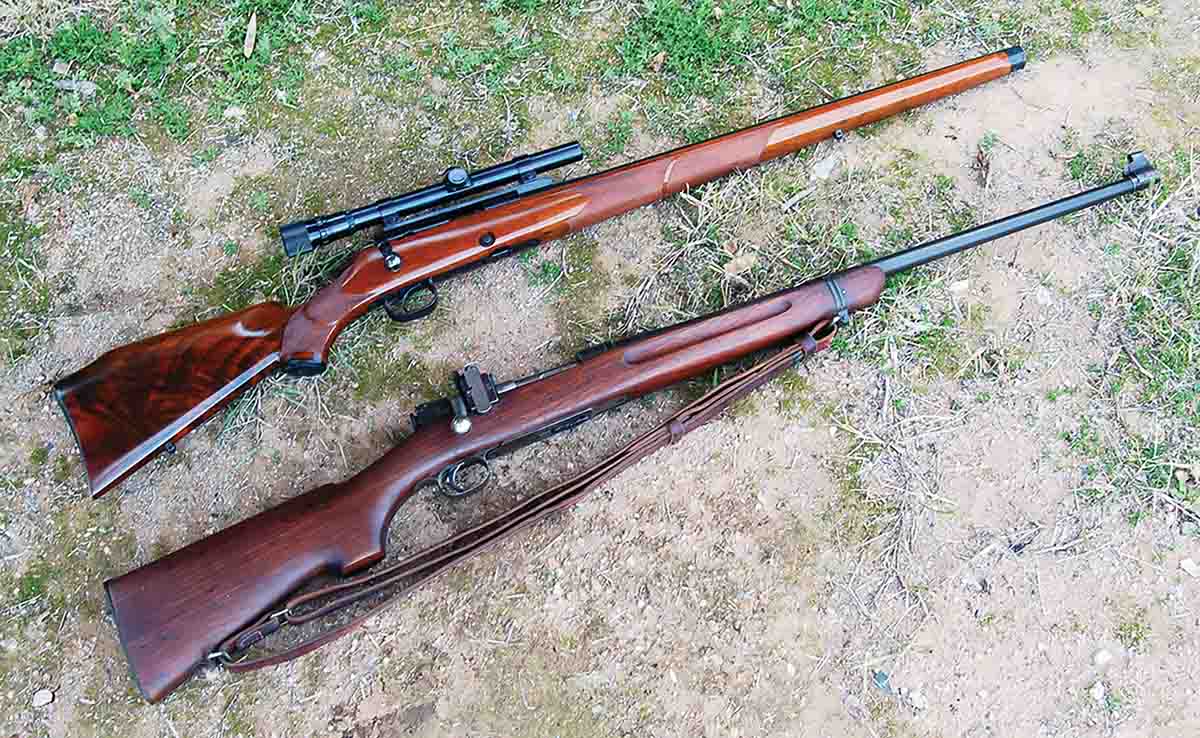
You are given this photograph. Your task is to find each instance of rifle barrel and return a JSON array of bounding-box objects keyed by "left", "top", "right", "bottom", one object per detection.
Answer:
[{"left": 867, "top": 152, "right": 1158, "bottom": 277}]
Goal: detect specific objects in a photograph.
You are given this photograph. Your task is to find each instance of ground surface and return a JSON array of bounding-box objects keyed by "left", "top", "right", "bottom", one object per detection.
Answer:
[{"left": 1, "top": 0, "right": 1198, "bottom": 736}]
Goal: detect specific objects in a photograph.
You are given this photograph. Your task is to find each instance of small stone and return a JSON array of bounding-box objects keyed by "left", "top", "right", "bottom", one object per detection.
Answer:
[
  {"left": 1182, "top": 522, "right": 1199, "bottom": 537},
  {"left": 33, "top": 126, "right": 47, "bottom": 142},
  {"left": 52, "top": 60, "right": 70, "bottom": 76},
  {"left": 1035, "top": 286, "right": 1053, "bottom": 306},
  {"left": 1089, "top": 681, "right": 1106, "bottom": 703},
  {"left": 812, "top": 152, "right": 842, "bottom": 180},
  {"left": 978, "top": 689, "right": 989, "bottom": 699},
  {"left": 908, "top": 689, "right": 928, "bottom": 711},
  {"left": 723, "top": 251, "right": 758, "bottom": 276},
  {"left": 53, "top": 79, "right": 98, "bottom": 98},
  {"left": 1180, "top": 558, "right": 1200, "bottom": 578},
  {"left": 31, "top": 688, "right": 54, "bottom": 708},
  {"left": 223, "top": 106, "right": 246, "bottom": 120},
  {"left": 949, "top": 279, "right": 970, "bottom": 293},
  {"left": 1092, "top": 649, "right": 1113, "bottom": 667}
]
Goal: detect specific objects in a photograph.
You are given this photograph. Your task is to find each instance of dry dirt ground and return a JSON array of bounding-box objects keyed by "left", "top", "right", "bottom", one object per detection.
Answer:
[{"left": 1, "top": 0, "right": 1198, "bottom": 736}]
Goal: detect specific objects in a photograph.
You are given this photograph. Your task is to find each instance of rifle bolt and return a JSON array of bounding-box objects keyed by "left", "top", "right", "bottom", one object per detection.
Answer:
[
  {"left": 479, "top": 232, "right": 496, "bottom": 247},
  {"left": 833, "top": 128, "right": 846, "bottom": 142},
  {"left": 452, "top": 416, "right": 472, "bottom": 435}
]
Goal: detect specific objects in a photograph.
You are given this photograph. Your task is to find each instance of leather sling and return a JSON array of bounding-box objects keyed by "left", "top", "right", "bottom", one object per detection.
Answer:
[{"left": 218, "top": 326, "right": 834, "bottom": 672}]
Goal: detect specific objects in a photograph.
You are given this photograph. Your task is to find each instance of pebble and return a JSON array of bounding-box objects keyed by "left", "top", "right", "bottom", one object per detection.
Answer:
[
  {"left": 961, "top": 573, "right": 987, "bottom": 593},
  {"left": 31, "top": 688, "right": 54, "bottom": 708},
  {"left": 1181, "top": 558, "right": 1200, "bottom": 578},
  {"left": 908, "top": 689, "right": 929, "bottom": 711},
  {"left": 53, "top": 79, "right": 98, "bottom": 98},
  {"left": 1035, "top": 285, "right": 1053, "bottom": 306},
  {"left": 1093, "top": 649, "right": 1113, "bottom": 667},
  {"left": 949, "top": 279, "right": 970, "bottom": 293},
  {"left": 812, "top": 152, "right": 842, "bottom": 180},
  {"left": 1089, "top": 681, "right": 1106, "bottom": 703}
]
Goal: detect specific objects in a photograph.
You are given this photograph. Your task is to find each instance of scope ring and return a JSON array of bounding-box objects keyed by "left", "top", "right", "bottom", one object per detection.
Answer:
[{"left": 438, "top": 456, "right": 491, "bottom": 498}]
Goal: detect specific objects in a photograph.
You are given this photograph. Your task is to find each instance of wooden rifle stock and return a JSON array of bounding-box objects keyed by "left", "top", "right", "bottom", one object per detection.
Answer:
[
  {"left": 54, "top": 48, "right": 1023, "bottom": 497},
  {"left": 105, "top": 266, "right": 886, "bottom": 702}
]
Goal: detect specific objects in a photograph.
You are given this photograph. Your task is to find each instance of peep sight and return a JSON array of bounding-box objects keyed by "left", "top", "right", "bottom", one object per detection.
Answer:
[{"left": 278, "top": 142, "right": 584, "bottom": 257}]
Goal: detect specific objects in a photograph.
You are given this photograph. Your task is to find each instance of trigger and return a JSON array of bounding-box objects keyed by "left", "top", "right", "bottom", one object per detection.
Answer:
[{"left": 382, "top": 280, "right": 438, "bottom": 322}]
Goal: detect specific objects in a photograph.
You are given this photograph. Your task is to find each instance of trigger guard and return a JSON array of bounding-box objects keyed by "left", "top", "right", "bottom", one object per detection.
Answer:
[{"left": 383, "top": 280, "right": 439, "bottom": 322}]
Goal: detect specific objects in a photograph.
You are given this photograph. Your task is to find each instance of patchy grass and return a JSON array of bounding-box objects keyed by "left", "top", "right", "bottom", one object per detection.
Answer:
[
  {"left": 548, "top": 237, "right": 613, "bottom": 353},
  {"left": 0, "top": 204, "right": 52, "bottom": 362},
  {"left": 825, "top": 440, "right": 896, "bottom": 545},
  {"left": 615, "top": 0, "right": 758, "bottom": 98},
  {"left": 0, "top": 11, "right": 183, "bottom": 146}
]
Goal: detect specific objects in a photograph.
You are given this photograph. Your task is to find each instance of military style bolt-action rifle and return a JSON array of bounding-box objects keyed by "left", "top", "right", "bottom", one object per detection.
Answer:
[
  {"left": 53, "top": 48, "right": 1027, "bottom": 497},
  {"left": 104, "top": 152, "right": 1158, "bottom": 702}
]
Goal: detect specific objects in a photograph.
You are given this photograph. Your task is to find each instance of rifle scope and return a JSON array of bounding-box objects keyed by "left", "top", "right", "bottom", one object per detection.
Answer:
[{"left": 279, "top": 142, "right": 584, "bottom": 257}]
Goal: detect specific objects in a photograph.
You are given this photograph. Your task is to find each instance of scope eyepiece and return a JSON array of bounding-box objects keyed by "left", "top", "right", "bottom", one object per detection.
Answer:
[{"left": 280, "top": 220, "right": 317, "bottom": 258}]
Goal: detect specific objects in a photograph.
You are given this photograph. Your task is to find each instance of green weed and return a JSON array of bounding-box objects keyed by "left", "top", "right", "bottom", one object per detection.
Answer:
[
  {"left": 28, "top": 444, "right": 50, "bottom": 467},
  {"left": 436, "top": 21, "right": 543, "bottom": 92},
  {"left": 1114, "top": 607, "right": 1151, "bottom": 652},
  {"left": 192, "top": 144, "right": 222, "bottom": 165},
  {"left": 616, "top": 0, "right": 755, "bottom": 98},
  {"left": 600, "top": 110, "right": 635, "bottom": 159},
  {"left": 196, "top": 250, "right": 288, "bottom": 312},
  {"left": 209, "top": 0, "right": 319, "bottom": 107},
  {"left": 152, "top": 95, "right": 191, "bottom": 140}
]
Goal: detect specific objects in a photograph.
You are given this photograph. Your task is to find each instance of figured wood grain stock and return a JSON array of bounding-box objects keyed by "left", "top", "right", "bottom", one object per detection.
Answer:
[
  {"left": 106, "top": 266, "right": 885, "bottom": 702},
  {"left": 55, "top": 304, "right": 292, "bottom": 496},
  {"left": 279, "top": 49, "right": 1021, "bottom": 366}
]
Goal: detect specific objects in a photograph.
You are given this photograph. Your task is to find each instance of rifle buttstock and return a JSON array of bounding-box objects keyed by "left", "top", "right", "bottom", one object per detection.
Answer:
[
  {"left": 54, "top": 303, "right": 292, "bottom": 497},
  {"left": 106, "top": 470, "right": 412, "bottom": 702}
]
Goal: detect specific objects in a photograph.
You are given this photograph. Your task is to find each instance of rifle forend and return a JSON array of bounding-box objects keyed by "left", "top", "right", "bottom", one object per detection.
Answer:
[
  {"left": 54, "top": 48, "right": 1027, "bottom": 497},
  {"left": 105, "top": 154, "right": 1155, "bottom": 702}
]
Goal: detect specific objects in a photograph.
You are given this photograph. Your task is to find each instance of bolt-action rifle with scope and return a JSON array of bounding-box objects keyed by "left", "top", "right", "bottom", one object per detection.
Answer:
[
  {"left": 52, "top": 48, "right": 1027, "bottom": 497},
  {"left": 105, "top": 152, "right": 1157, "bottom": 702}
]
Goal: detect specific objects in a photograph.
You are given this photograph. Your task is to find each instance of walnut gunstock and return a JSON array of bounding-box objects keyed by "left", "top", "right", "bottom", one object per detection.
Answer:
[
  {"left": 54, "top": 303, "right": 291, "bottom": 497},
  {"left": 105, "top": 266, "right": 885, "bottom": 702},
  {"left": 53, "top": 49, "right": 1023, "bottom": 497}
]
